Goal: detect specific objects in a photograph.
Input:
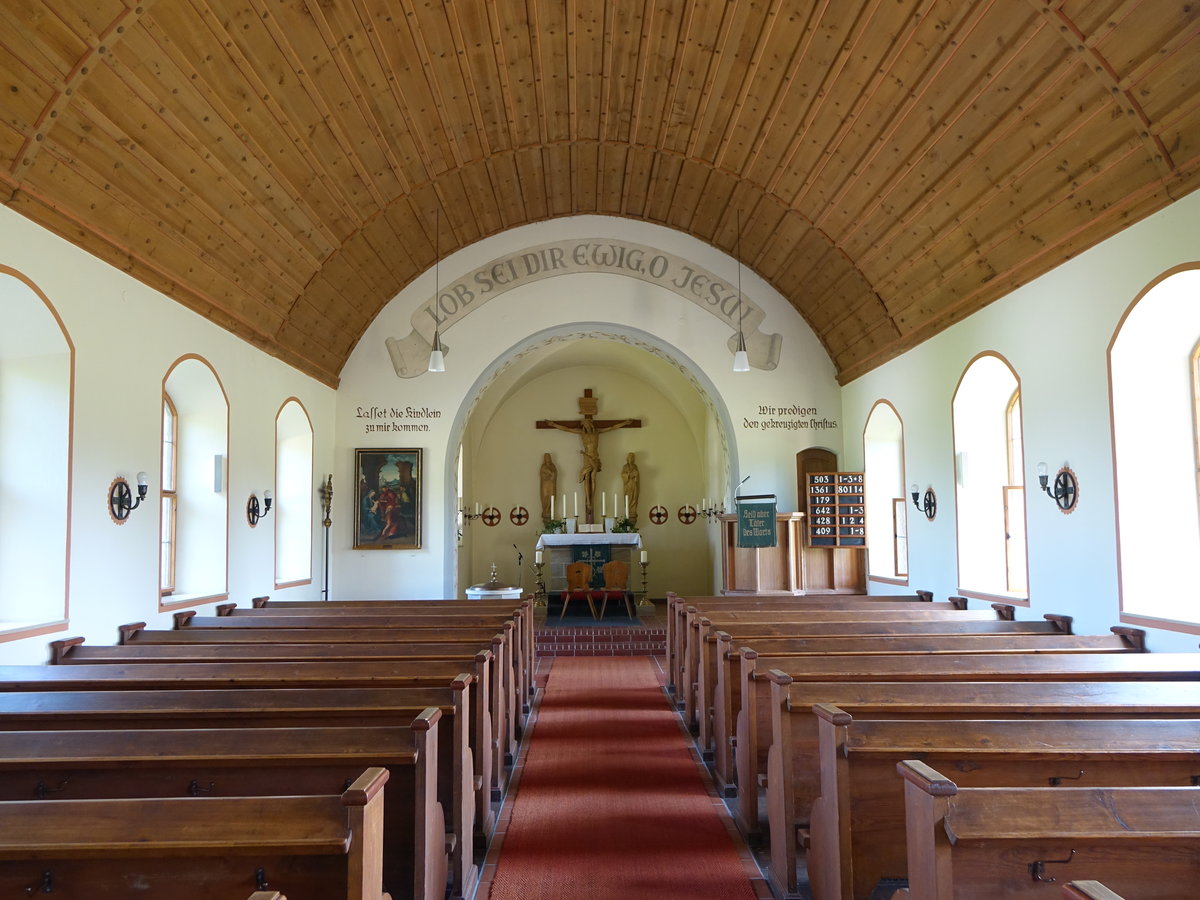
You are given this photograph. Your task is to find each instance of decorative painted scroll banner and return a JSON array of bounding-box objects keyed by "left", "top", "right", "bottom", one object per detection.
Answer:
[
  {"left": 736, "top": 494, "right": 778, "bottom": 548},
  {"left": 385, "top": 238, "right": 783, "bottom": 377}
]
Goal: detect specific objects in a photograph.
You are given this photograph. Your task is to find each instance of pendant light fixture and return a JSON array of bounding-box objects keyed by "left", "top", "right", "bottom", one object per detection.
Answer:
[
  {"left": 428, "top": 207, "right": 446, "bottom": 373},
  {"left": 732, "top": 210, "right": 750, "bottom": 372}
]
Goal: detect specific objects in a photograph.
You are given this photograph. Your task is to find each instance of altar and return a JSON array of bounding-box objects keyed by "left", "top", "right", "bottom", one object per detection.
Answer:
[{"left": 535, "top": 533, "right": 643, "bottom": 592}]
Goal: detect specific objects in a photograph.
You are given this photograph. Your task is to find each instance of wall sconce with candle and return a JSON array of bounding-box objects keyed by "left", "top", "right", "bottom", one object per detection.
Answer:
[
  {"left": 247, "top": 490, "right": 273, "bottom": 527},
  {"left": 1037, "top": 463, "right": 1078, "bottom": 513},
  {"left": 109, "top": 472, "right": 148, "bottom": 524},
  {"left": 910, "top": 483, "right": 937, "bottom": 521}
]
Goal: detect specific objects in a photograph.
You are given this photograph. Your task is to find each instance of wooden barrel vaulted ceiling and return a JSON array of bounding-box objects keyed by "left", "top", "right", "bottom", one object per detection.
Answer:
[{"left": 2, "top": 1, "right": 1198, "bottom": 387}]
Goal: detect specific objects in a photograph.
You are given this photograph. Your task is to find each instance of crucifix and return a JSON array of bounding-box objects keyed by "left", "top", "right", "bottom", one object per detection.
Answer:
[{"left": 536, "top": 389, "right": 642, "bottom": 523}]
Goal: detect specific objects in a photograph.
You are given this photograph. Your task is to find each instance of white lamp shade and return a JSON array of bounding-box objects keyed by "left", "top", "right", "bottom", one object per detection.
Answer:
[
  {"left": 428, "top": 347, "right": 446, "bottom": 372},
  {"left": 732, "top": 349, "right": 750, "bottom": 372}
]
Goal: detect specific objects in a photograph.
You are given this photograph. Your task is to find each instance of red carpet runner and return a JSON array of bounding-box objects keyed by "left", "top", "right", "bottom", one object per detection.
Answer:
[{"left": 486, "top": 656, "right": 759, "bottom": 900}]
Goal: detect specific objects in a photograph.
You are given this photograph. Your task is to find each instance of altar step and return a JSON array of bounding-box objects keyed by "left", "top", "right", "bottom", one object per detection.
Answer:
[{"left": 535, "top": 625, "right": 666, "bottom": 657}]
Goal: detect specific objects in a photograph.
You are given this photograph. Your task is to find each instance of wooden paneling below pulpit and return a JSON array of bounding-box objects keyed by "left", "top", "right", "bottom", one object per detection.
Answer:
[{"left": 719, "top": 513, "right": 866, "bottom": 594}]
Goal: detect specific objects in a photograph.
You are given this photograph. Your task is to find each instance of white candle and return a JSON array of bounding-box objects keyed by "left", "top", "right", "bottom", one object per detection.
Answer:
[
  {"left": 602, "top": 493, "right": 606, "bottom": 516},
  {"left": 640, "top": 549, "right": 648, "bottom": 564},
  {"left": 535, "top": 550, "right": 543, "bottom": 565},
  {"left": 550, "top": 495, "right": 554, "bottom": 518},
  {"left": 625, "top": 495, "right": 629, "bottom": 518},
  {"left": 562, "top": 494, "right": 566, "bottom": 517},
  {"left": 475, "top": 502, "right": 480, "bottom": 515},
  {"left": 574, "top": 492, "right": 578, "bottom": 516}
]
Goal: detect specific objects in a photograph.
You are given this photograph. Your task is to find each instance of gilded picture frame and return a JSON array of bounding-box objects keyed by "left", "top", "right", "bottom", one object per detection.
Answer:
[{"left": 354, "top": 448, "right": 422, "bottom": 549}]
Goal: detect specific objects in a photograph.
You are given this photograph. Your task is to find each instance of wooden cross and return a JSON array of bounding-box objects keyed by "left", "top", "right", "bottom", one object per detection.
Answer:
[{"left": 536, "top": 389, "right": 641, "bottom": 523}]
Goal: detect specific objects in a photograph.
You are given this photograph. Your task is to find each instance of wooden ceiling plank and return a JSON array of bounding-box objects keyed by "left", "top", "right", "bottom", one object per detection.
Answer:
[
  {"left": 569, "top": 0, "right": 605, "bottom": 143},
  {"left": 68, "top": 81, "right": 310, "bottom": 301},
  {"left": 643, "top": 147, "right": 684, "bottom": 224},
  {"left": 485, "top": 152, "right": 528, "bottom": 229},
  {"left": 28, "top": 140, "right": 285, "bottom": 332},
  {"left": 398, "top": 0, "right": 486, "bottom": 167},
  {"left": 148, "top": 5, "right": 365, "bottom": 229},
  {"left": 687, "top": 166, "right": 738, "bottom": 242},
  {"left": 619, "top": 144, "right": 655, "bottom": 218},
  {"left": 598, "top": 0, "right": 646, "bottom": 145},
  {"left": 443, "top": 0, "right": 511, "bottom": 157},
  {"left": 762, "top": 0, "right": 916, "bottom": 200},
  {"left": 302, "top": 0, "right": 415, "bottom": 196},
  {"left": 531, "top": 0, "right": 572, "bottom": 145},
  {"left": 871, "top": 86, "right": 1123, "bottom": 299},
  {"left": 886, "top": 137, "right": 1155, "bottom": 331},
  {"left": 1036, "top": 1, "right": 1176, "bottom": 176},
  {"left": 844, "top": 35, "right": 1084, "bottom": 268},
  {"left": 239, "top": 0, "right": 391, "bottom": 209},
  {"left": 513, "top": 146, "right": 550, "bottom": 221},
  {"left": 713, "top": 0, "right": 833, "bottom": 177},
  {"left": 88, "top": 47, "right": 327, "bottom": 275},
  {"left": 571, "top": 140, "right": 600, "bottom": 213},
  {"left": 805, "top": 1, "right": 1026, "bottom": 234},
  {"left": 657, "top": 0, "right": 724, "bottom": 157},
  {"left": 540, "top": 143, "right": 574, "bottom": 217},
  {"left": 459, "top": 159, "right": 506, "bottom": 235},
  {"left": 0, "top": 1, "right": 92, "bottom": 85},
  {"left": 631, "top": 0, "right": 686, "bottom": 150},
  {"left": 595, "top": 141, "right": 629, "bottom": 215},
  {"left": 668, "top": 157, "right": 712, "bottom": 234},
  {"left": 487, "top": 0, "right": 542, "bottom": 149},
  {"left": 127, "top": 18, "right": 346, "bottom": 255}
]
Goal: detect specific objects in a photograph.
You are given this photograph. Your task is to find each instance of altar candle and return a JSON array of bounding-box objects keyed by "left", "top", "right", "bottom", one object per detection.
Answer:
[
  {"left": 535, "top": 549, "right": 543, "bottom": 565},
  {"left": 625, "top": 495, "right": 629, "bottom": 518},
  {"left": 562, "top": 494, "right": 566, "bottom": 517},
  {"left": 475, "top": 502, "right": 480, "bottom": 516},
  {"left": 640, "top": 549, "right": 648, "bottom": 564},
  {"left": 602, "top": 493, "right": 606, "bottom": 516},
  {"left": 550, "top": 495, "right": 554, "bottom": 518},
  {"left": 574, "top": 492, "right": 578, "bottom": 517}
]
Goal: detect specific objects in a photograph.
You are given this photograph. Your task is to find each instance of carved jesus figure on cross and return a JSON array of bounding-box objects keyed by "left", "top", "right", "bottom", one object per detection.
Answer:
[{"left": 536, "top": 389, "right": 641, "bottom": 523}]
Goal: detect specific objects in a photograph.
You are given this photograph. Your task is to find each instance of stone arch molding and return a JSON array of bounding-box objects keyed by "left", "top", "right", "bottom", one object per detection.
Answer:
[{"left": 385, "top": 238, "right": 783, "bottom": 377}]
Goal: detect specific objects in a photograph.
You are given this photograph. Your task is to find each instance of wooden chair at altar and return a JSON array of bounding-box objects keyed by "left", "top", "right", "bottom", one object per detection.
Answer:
[
  {"left": 594, "top": 559, "right": 635, "bottom": 620},
  {"left": 561, "top": 562, "right": 597, "bottom": 620}
]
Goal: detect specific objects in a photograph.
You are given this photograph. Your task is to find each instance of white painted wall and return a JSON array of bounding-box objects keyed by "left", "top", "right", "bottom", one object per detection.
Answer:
[
  {"left": 840, "top": 190, "right": 1200, "bottom": 652},
  {"left": 0, "top": 206, "right": 335, "bottom": 664}
]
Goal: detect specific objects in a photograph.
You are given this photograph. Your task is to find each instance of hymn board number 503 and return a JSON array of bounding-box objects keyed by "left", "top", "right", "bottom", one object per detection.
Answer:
[{"left": 806, "top": 472, "right": 866, "bottom": 547}]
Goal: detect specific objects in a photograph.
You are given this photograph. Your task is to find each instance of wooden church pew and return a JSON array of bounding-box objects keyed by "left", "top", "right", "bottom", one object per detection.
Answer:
[
  {"left": 732, "top": 647, "right": 1198, "bottom": 841},
  {"left": 761, "top": 679, "right": 1200, "bottom": 897},
  {"left": 49, "top": 637, "right": 511, "bottom": 802},
  {"left": 678, "top": 605, "right": 1016, "bottom": 727},
  {"left": 0, "top": 686, "right": 479, "bottom": 899},
  {"left": 240, "top": 598, "right": 536, "bottom": 709},
  {"left": 808, "top": 707, "right": 1200, "bottom": 900},
  {"left": 664, "top": 591, "right": 939, "bottom": 690},
  {"left": 174, "top": 609, "right": 524, "bottom": 759},
  {"left": 898, "top": 759, "right": 1200, "bottom": 899},
  {"left": 673, "top": 598, "right": 971, "bottom": 710},
  {"left": 699, "top": 627, "right": 1142, "bottom": 761},
  {"left": 0, "top": 767, "right": 392, "bottom": 900},
  {"left": 0, "top": 717, "right": 446, "bottom": 900}
]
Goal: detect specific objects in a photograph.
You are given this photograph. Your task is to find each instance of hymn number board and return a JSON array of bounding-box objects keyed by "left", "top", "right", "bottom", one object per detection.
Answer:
[{"left": 806, "top": 472, "right": 867, "bottom": 547}]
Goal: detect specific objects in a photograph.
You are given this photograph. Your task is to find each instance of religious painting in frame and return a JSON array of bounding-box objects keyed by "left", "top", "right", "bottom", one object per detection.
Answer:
[{"left": 354, "top": 448, "right": 422, "bottom": 549}]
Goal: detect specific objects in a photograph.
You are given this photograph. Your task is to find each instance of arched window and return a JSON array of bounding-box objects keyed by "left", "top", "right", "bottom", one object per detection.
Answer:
[
  {"left": 160, "top": 393, "right": 178, "bottom": 595},
  {"left": 274, "top": 398, "right": 313, "bottom": 587},
  {"left": 160, "top": 357, "right": 228, "bottom": 608},
  {"left": 0, "top": 270, "right": 72, "bottom": 637},
  {"left": 863, "top": 401, "right": 908, "bottom": 583},
  {"left": 952, "top": 353, "right": 1029, "bottom": 601},
  {"left": 1110, "top": 267, "right": 1200, "bottom": 629}
]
